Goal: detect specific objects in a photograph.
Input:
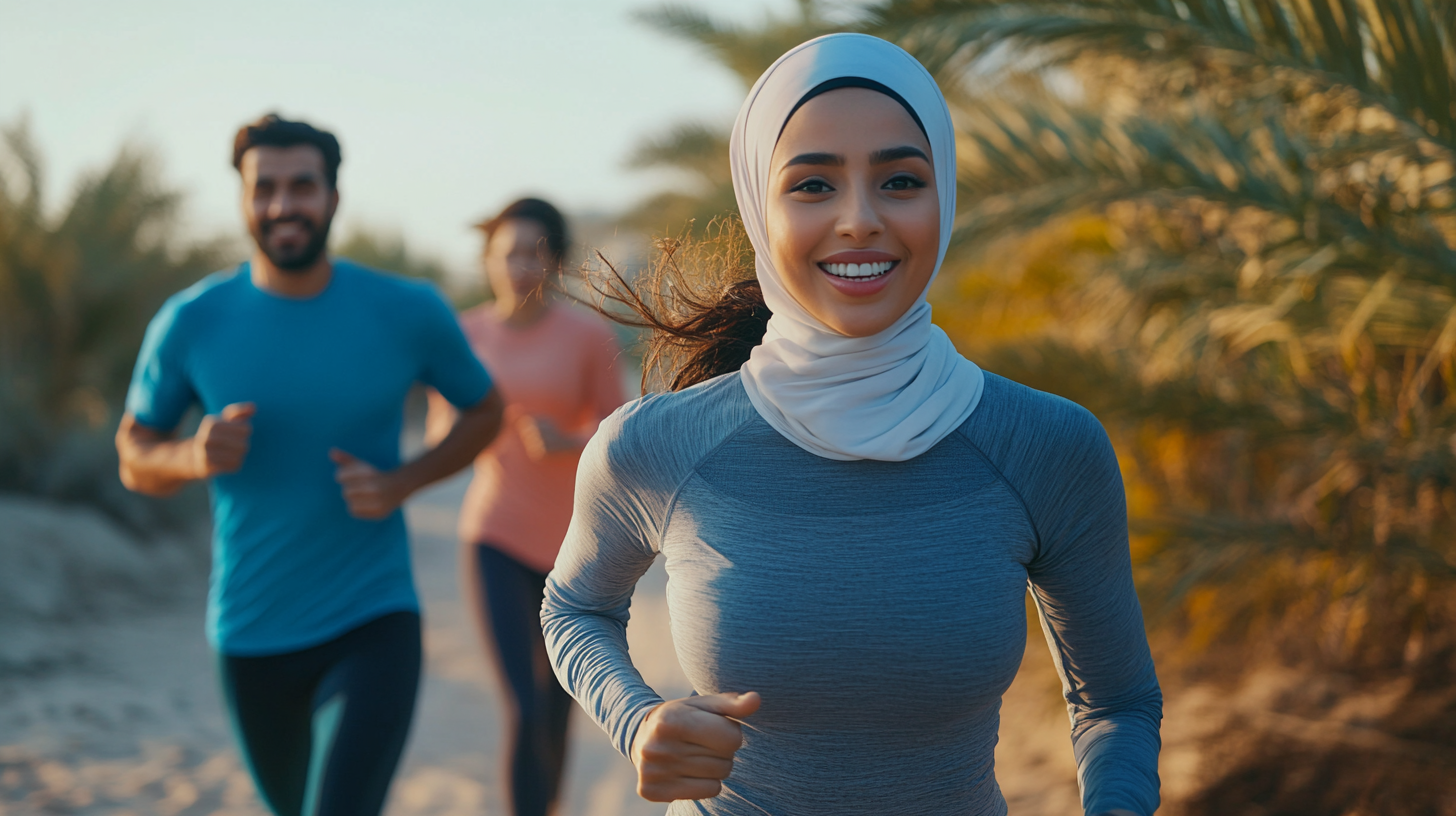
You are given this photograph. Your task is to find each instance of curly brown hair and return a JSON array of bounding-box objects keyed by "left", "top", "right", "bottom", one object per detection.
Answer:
[{"left": 583, "top": 217, "right": 771, "bottom": 393}]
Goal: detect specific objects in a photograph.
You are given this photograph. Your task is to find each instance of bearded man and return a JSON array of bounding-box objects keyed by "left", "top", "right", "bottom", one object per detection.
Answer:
[{"left": 115, "top": 113, "right": 504, "bottom": 816}]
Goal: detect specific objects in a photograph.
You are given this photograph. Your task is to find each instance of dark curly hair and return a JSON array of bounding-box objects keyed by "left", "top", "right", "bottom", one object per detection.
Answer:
[
  {"left": 585, "top": 217, "right": 770, "bottom": 392},
  {"left": 232, "top": 113, "right": 342, "bottom": 188}
]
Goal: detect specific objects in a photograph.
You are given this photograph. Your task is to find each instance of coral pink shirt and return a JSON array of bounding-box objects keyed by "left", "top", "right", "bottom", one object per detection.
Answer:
[{"left": 456, "top": 302, "right": 627, "bottom": 573}]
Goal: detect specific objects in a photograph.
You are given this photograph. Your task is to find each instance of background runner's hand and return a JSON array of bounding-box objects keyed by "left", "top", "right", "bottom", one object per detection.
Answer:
[
  {"left": 517, "top": 415, "right": 577, "bottom": 459},
  {"left": 631, "top": 691, "right": 760, "bottom": 803},
  {"left": 191, "top": 402, "right": 255, "bottom": 478},
  {"left": 330, "top": 448, "right": 404, "bottom": 520}
]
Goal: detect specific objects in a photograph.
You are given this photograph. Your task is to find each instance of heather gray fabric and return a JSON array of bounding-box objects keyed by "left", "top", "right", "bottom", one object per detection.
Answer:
[{"left": 542, "top": 371, "right": 1162, "bottom": 816}]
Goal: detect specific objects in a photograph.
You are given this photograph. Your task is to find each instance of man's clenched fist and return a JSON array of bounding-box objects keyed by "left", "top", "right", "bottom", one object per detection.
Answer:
[
  {"left": 192, "top": 402, "right": 255, "bottom": 478},
  {"left": 330, "top": 448, "right": 405, "bottom": 520}
]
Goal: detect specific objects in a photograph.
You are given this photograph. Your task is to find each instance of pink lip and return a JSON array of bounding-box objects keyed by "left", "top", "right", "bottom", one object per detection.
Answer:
[
  {"left": 817, "top": 259, "right": 899, "bottom": 298},
  {"left": 818, "top": 249, "right": 900, "bottom": 265}
]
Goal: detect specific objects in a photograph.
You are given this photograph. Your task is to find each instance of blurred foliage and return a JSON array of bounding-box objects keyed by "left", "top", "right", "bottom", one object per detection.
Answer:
[
  {"left": 863, "top": 0, "right": 1456, "bottom": 681},
  {"left": 624, "top": 0, "right": 846, "bottom": 235},
  {"left": 0, "top": 117, "right": 231, "bottom": 530},
  {"left": 335, "top": 227, "right": 450, "bottom": 286},
  {"left": 334, "top": 226, "right": 483, "bottom": 307}
]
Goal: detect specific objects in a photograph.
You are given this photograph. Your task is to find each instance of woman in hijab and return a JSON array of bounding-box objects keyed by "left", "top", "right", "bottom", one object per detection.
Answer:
[{"left": 542, "top": 34, "right": 1161, "bottom": 816}]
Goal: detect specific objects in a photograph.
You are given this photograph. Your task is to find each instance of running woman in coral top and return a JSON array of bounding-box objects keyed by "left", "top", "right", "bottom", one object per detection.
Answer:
[{"left": 426, "top": 197, "right": 626, "bottom": 816}]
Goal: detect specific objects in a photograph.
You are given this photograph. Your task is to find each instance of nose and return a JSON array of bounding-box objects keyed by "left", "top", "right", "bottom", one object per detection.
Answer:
[
  {"left": 835, "top": 179, "right": 884, "bottom": 244},
  {"left": 266, "top": 187, "right": 296, "bottom": 221}
]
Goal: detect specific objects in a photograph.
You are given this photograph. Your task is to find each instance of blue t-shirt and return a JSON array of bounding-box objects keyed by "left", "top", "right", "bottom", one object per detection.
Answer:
[{"left": 126, "top": 260, "right": 493, "bottom": 656}]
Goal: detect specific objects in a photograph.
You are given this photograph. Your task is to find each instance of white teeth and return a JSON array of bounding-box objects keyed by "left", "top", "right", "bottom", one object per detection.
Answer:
[{"left": 822, "top": 261, "right": 894, "bottom": 279}]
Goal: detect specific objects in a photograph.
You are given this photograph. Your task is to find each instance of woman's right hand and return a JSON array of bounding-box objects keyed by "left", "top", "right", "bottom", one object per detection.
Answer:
[{"left": 631, "top": 691, "right": 761, "bottom": 802}]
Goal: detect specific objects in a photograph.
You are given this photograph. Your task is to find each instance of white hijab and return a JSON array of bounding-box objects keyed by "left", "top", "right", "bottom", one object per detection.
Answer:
[{"left": 732, "top": 33, "right": 984, "bottom": 462}]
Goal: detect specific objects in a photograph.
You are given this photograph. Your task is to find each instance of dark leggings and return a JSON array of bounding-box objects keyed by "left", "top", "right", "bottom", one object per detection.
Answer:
[
  {"left": 470, "top": 543, "right": 573, "bottom": 816},
  {"left": 218, "top": 611, "right": 422, "bottom": 816}
]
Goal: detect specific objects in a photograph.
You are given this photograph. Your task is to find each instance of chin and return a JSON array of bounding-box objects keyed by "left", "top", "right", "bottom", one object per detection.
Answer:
[
  {"left": 818, "top": 296, "right": 917, "bottom": 338},
  {"left": 826, "top": 315, "right": 900, "bottom": 338}
]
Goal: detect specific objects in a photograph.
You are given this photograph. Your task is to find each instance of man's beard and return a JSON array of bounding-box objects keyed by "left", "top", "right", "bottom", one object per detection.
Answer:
[{"left": 251, "top": 214, "right": 333, "bottom": 272}]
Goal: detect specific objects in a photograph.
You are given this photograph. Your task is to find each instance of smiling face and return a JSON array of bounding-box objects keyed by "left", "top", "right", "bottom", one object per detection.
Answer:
[
  {"left": 239, "top": 144, "right": 338, "bottom": 272},
  {"left": 765, "top": 87, "right": 939, "bottom": 338}
]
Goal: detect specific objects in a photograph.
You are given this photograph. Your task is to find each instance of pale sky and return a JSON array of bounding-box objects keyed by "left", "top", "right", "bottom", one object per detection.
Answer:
[{"left": 1, "top": 0, "right": 794, "bottom": 274}]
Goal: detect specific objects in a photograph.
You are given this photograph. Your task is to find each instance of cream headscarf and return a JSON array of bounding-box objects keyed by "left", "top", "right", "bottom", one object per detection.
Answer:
[{"left": 732, "top": 33, "right": 984, "bottom": 462}]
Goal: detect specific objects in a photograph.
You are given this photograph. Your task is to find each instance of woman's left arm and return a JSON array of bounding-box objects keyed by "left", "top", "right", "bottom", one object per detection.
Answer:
[{"left": 1023, "top": 409, "right": 1162, "bottom": 816}]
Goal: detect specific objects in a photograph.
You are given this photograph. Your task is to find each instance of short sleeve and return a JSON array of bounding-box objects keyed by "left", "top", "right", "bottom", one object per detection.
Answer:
[
  {"left": 413, "top": 285, "right": 493, "bottom": 408},
  {"left": 125, "top": 297, "right": 197, "bottom": 431}
]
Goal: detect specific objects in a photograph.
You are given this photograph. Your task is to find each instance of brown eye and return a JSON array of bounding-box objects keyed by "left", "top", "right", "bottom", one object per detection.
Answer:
[
  {"left": 883, "top": 174, "right": 927, "bottom": 191},
  {"left": 792, "top": 179, "right": 834, "bottom": 194}
]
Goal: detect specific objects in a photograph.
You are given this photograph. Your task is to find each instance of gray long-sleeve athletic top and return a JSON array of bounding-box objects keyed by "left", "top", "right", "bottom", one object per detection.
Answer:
[{"left": 542, "top": 371, "right": 1162, "bottom": 816}]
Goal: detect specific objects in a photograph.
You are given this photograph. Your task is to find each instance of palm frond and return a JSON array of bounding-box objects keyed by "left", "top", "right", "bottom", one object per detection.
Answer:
[
  {"left": 625, "top": 2, "right": 845, "bottom": 235},
  {"left": 873, "top": 0, "right": 1456, "bottom": 147},
  {"left": 636, "top": 1, "right": 843, "bottom": 87},
  {"left": 0, "top": 118, "right": 229, "bottom": 522},
  {"left": 624, "top": 121, "right": 731, "bottom": 184}
]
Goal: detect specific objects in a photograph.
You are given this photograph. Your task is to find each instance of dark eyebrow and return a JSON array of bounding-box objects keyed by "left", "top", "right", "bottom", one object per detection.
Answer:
[
  {"left": 871, "top": 145, "right": 930, "bottom": 165},
  {"left": 784, "top": 152, "right": 844, "bottom": 168}
]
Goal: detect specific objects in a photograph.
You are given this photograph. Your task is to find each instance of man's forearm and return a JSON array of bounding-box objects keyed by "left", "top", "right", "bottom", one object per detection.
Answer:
[
  {"left": 390, "top": 389, "right": 504, "bottom": 497},
  {"left": 116, "top": 416, "right": 198, "bottom": 497}
]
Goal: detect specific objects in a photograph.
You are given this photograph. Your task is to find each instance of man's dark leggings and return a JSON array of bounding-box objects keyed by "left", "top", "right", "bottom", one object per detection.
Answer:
[
  {"left": 217, "top": 611, "right": 422, "bottom": 816},
  {"left": 472, "top": 543, "right": 573, "bottom": 816}
]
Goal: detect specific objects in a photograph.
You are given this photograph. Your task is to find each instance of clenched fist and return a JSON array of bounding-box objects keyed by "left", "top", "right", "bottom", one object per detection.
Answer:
[
  {"left": 192, "top": 402, "right": 255, "bottom": 478},
  {"left": 631, "top": 691, "right": 761, "bottom": 803},
  {"left": 330, "top": 448, "right": 405, "bottom": 520}
]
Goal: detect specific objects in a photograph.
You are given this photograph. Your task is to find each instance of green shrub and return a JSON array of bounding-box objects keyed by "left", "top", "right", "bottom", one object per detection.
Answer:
[{"left": 0, "top": 118, "right": 233, "bottom": 530}]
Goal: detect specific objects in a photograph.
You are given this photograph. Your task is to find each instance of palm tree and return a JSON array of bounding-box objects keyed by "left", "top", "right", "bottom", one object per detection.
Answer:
[
  {"left": 624, "top": 0, "right": 844, "bottom": 235},
  {"left": 0, "top": 118, "right": 230, "bottom": 526}
]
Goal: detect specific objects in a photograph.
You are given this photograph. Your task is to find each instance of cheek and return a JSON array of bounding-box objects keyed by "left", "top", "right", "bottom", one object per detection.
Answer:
[
  {"left": 766, "top": 200, "right": 827, "bottom": 294},
  {"left": 484, "top": 257, "right": 510, "bottom": 286},
  {"left": 307, "top": 191, "right": 335, "bottom": 223},
  {"left": 905, "top": 198, "right": 941, "bottom": 254},
  {"left": 892, "top": 200, "right": 940, "bottom": 285}
]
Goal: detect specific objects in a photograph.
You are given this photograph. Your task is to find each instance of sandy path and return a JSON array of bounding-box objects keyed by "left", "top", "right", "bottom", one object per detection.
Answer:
[
  {"left": 0, "top": 472, "right": 1087, "bottom": 815},
  {"left": 0, "top": 474, "right": 688, "bottom": 816}
]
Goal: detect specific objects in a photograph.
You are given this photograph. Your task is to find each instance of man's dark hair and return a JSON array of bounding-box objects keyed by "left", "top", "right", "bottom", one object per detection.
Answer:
[
  {"left": 232, "top": 113, "right": 342, "bottom": 188},
  {"left": 475, "top": 197, "right": 570, "bottom": 265}
]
